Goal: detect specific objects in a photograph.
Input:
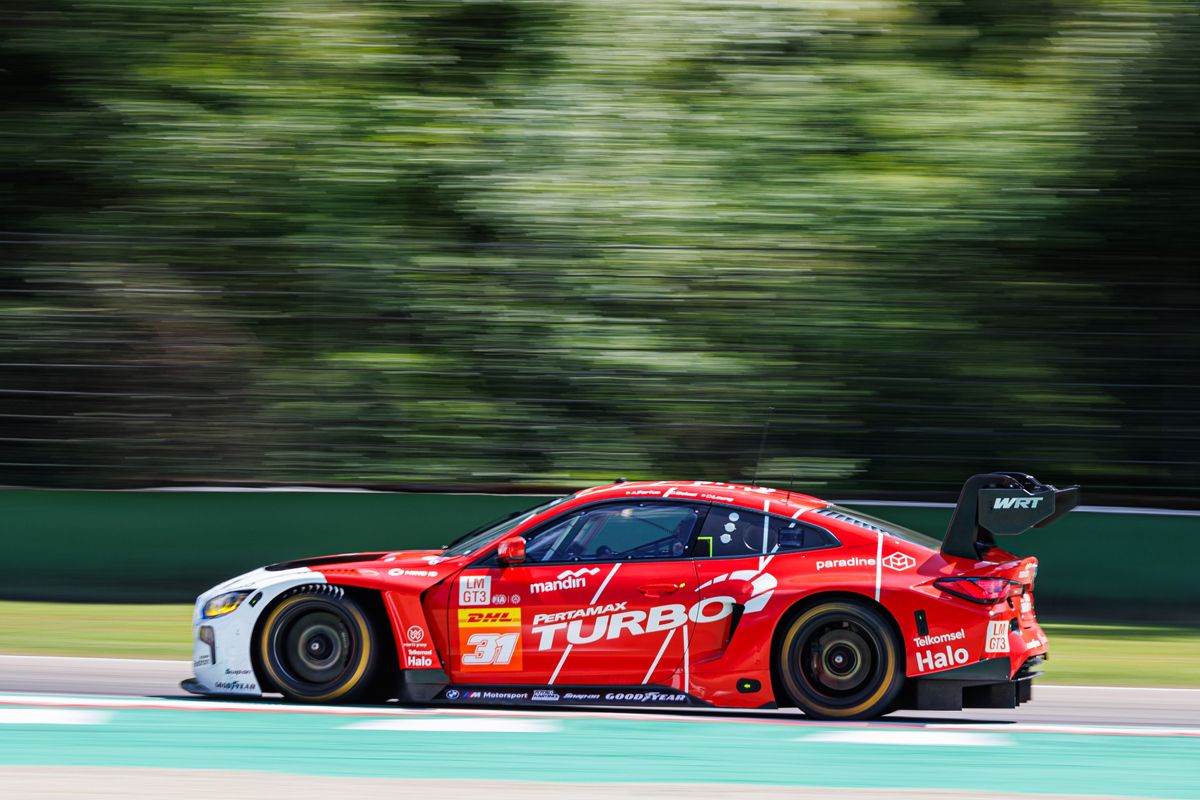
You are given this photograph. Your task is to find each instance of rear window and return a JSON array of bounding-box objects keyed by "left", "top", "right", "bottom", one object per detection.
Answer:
[
  {"left": 816, "top": 505, "right": 941, "bottom": 549},
  {"left": 695, "top": 505, "right": 839, "bottom": 558}
]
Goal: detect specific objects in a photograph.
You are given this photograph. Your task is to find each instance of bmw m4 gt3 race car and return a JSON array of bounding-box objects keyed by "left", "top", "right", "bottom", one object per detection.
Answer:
[{"left": 184, "top": 472, "right": 1077, "bottom": 719}]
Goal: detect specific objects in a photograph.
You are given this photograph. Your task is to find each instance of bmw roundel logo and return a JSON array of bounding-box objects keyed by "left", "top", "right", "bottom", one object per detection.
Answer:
[{"left": 445, "top": 689, "right": 461, "bottom": 700}]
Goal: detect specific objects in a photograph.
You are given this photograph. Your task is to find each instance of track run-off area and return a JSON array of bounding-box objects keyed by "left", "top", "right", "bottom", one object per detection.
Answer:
[{"left": 1, "top": 656, "right": 1198, "bottom": 800}]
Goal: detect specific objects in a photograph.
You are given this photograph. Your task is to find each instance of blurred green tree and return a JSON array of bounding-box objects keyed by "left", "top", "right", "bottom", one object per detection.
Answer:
[{"left": 0, "top": 0, "right": 1196, "bottom": 500}]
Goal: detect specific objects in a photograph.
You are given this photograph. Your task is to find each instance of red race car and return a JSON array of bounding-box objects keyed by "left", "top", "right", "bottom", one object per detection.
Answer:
[{"left": 183, "top": 472, "right": 1077, "bottom": 719}]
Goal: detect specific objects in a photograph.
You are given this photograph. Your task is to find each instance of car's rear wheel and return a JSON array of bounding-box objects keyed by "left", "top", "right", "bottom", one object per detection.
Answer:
[
  {"left": 259, "top": 586, "right": 382, "bottom": 703},
  {"left": 776, "top": 600, "right": 903, "bottom": 720}
]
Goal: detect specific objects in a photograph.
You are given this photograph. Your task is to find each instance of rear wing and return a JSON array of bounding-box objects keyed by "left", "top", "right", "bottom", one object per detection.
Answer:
[{"left": 942, "top": 472, "right": 1080, "bottom": 559}]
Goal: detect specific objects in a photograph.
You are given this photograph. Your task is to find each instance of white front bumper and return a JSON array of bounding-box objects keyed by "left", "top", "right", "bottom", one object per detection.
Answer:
[{"left": 188, "top": 566, "right": 326, "bottom": 697}]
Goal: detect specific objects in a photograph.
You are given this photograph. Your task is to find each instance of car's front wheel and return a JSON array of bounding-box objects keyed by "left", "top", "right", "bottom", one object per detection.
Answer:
[
  {"left": 258, "top": 586, "right": 383, "bottom": 703},
  {"left": 776, "top": 599, "right": 904, "bottom": 719}
]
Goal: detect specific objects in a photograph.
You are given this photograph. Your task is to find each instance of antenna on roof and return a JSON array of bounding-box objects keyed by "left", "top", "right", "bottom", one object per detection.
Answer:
[{"left": 751, "top": 407, "right": 774, "bottom": 487}]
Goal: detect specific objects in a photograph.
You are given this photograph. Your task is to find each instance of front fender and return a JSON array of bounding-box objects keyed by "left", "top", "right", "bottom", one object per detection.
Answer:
[{"left": 187, "top": 566, "right": 327, "bottom": 697}]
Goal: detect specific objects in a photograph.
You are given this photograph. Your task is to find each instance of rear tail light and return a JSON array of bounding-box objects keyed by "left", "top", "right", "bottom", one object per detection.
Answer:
[{"left": 935, "top": 577, "right": 1021, "bottom": 605}]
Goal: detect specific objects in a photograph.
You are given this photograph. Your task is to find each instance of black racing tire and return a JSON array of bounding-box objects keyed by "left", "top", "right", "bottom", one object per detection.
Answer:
[
  {"left": 258, "top": 586, "right": 383, "bottom": 704},
  {"left": 776, "top": 600, "right": 904, "bottom": 720}
]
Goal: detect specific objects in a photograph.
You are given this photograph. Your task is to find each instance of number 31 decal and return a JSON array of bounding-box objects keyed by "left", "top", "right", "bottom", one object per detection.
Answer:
[
  {"left": 461, "top": 632, "right": 520, "bottom": 666},
  {"left": 457, "top": 605, "right": 523, "bottom": 671}
]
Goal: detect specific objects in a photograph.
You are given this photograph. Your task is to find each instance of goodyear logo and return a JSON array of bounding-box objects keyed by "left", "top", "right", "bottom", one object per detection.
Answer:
[{"left": 458, "top": 608, "right": 521, "bottom": 627}]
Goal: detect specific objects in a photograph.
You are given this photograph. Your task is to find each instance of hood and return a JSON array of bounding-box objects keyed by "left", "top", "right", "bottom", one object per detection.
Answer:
[
  {"left": 299, "top": 549, "right": 460, "bottom": 592},
  {"left": 264, "top": 551, "right": 391, "bottom": 572}
]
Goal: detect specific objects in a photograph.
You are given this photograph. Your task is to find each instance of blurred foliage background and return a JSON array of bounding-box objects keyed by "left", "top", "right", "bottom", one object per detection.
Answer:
[{"left": 0, "top": 0, "right": 1196, "bottom": 499}]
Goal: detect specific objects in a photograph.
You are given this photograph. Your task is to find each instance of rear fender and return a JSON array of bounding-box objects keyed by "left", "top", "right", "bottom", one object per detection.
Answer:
[{"left": 769, "top": 590, "right": 904, "bottom": 704}]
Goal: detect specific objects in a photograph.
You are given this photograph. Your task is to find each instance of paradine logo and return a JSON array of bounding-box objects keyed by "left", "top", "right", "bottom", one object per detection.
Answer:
[
  {"left": 406, "top": 625, "right": 425, "bottom": 643},
  {"left": 882, "top": 552, "right": 916, "bottom": 571}
]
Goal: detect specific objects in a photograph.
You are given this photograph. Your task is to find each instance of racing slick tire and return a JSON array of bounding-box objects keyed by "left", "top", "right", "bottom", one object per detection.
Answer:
[
  {"left": 776, "top": 599, "right": 904, "bottom": 720},
  {"left": 258, "top": 586, "right": 386, "bottom": 704}
]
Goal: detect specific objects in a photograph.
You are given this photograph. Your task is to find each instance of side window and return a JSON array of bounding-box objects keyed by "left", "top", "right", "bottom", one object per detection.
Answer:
[
  {"left": 521, "top": 502, "right": 704, "bottom": 563},
  {"left": 523, "top": 514, "right": 583, "bottom": 563},
  {"left": 695, "top": 506, "right": 837, "bottom": 558},
  {"left": 775, "top": 518, "right": 839, "bottom": 552}
]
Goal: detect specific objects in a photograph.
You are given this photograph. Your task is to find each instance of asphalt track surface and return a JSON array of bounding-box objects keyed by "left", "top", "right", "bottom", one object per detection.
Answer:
[
  {"left": 2, "top": 654, "right": 1198, "bottom": 727},
  {"left": 1, "top": 655, "right": 1197, "bottom": 799}
]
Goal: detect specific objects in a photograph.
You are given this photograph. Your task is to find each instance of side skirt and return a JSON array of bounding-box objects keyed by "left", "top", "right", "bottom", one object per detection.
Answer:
[{"left": 434, "top": 684, "right": 711, "bottom": 708}]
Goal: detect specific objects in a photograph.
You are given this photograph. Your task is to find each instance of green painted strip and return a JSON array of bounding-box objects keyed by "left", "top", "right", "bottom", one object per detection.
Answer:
[
  {"left": 0, "top": 703, "right": 1196, "bottom": 798},
  {"left": 4, "top": 488, "right": 1199, "bottom": 617},
  {"left": 1, "top": 489, "right": 546, "bottom": 602}
]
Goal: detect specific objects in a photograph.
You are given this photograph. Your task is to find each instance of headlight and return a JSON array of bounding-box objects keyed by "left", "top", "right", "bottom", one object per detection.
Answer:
[{"left": 203, "top": 591, "right": 252, "bottom": 619}]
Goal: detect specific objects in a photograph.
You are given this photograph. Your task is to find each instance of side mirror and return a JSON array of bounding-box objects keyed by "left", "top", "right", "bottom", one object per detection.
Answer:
[{"left": 497, "top": 537, "right": 526, "bottom": 566}]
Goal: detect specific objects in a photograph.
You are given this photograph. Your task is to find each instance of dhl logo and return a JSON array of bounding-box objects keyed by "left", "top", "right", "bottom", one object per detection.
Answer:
[{"left": 458, "top": 608, "right": 521, "bottom": 627}]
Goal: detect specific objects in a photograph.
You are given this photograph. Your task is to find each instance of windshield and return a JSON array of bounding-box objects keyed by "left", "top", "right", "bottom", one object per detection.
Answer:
[
  {"left": 442, "top": 496, "right": 571, "bottom": 558},
  {"left": 821, "top": 505, "right": 942, "bottom": 549}
]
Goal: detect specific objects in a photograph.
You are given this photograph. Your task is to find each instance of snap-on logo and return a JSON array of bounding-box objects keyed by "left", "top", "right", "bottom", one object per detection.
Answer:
[{"left": 993, "top": 497, "right": 1043, "bottom": 509}]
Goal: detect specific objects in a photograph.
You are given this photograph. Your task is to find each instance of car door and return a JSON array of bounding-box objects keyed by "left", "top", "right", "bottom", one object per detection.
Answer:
[
  {"left": 690, "top": 503, "right": 839, "bottom": 664},
  {"left": 448, "top": 500, "right": 705, "bottom": 687}
]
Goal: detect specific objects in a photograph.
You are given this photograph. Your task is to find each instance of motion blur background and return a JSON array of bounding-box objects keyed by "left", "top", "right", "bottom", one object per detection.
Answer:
[
  {"left": 2, "top": 13, "right": 1200, "bottom": 798},
  {"left": 2, "top": 0, "right": 1198, "bottom": 501}
]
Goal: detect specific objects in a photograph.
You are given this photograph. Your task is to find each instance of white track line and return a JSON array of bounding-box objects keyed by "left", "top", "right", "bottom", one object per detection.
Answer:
[
  {"left": 1, "top": 693, "right": 1198, "bottom": 736},
  {"left": 931, "top": 723, "right": 1200, "bottom": 737},
  {"left": 0, "top": 693, "right": 740, "bottom": 725},
  {"left": 343, "top": 718, "right": 558, "bottom": 733},
  {"left": 0, "top": 655, "right": 189, "bottom": 666},
  {"left": 802, "top": 730, "right": 1011, "bottom": 746},
  {"left": 0, "top": 709, "right": 111, "bottom": 725},
  {"left": 1038, "top": 684, "right": 1200, "bottom": 693}
]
